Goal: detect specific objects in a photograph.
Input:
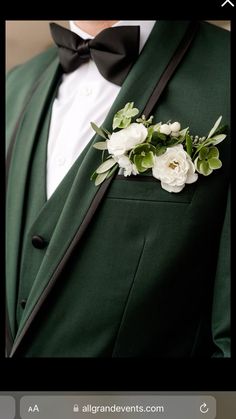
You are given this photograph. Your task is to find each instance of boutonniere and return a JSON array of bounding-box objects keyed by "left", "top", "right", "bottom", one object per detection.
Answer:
[{"left": 90, "top": 102, "right": 227, "bottom": 193}]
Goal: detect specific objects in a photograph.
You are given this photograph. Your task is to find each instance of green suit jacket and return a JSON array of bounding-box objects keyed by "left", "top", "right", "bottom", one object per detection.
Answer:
[{"left": 6, "top": 21, "right": 230, "bottom": 357}]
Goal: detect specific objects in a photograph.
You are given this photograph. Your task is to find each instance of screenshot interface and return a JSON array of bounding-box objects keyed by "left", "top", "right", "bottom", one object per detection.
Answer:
[{"left": 0, "top": 392, "right": 236, "bottom": 419}]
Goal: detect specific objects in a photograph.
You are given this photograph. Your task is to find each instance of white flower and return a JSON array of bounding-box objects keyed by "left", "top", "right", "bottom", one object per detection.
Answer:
[
  {"left": 107, "top": 123, "right": 147, "bottom": 157},
  {"left": 160, "top": 124, "right": 171, "bottom": 135},
  {"left": 159, "top": 121, "right": 181, "bottom": 137},
  {"left": 117, "top": 155, "right": 138, "bottom": 177},
  {"left": 152, "top": 144, "right": 198, "bottom": 193},
  {"left": 170, "top": 122, "right": 181, "bottom": 132},
  {"left": 171, "top": 131, "right": 180, "bottom": 137}
]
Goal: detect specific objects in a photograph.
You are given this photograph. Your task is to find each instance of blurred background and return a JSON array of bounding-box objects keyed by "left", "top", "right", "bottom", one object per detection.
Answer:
[{"left": 6, "top": 21, "right": 230, "bottom": 71}]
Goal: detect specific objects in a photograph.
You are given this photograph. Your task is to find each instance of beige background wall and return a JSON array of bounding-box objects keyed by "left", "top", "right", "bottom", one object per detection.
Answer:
[{"left": 6, "top": 21, "right": 230, "bottom": 71}]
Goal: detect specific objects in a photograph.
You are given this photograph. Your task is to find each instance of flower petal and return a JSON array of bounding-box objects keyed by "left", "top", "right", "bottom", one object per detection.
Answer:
[{"left": 161, "top": 182, "right": 185, "bottom": 193}]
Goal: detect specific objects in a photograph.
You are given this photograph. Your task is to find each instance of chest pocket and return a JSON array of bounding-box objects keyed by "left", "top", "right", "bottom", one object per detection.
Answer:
[{"left": 106, "top": 174, "right": 197, "bottom": 204}]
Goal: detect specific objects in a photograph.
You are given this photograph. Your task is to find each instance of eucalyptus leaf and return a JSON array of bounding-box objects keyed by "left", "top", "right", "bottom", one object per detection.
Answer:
[
  {"left": 210, "top": 134, "right": 226, "bottom": 145},
  {"left": 95, "top": 171, "right": 109, "bottom": 186},
  {"left": 207, "top": 116, "right": 222, "bottom": 139},
  {"left": 178, "top": 127, "right": 189, "bottom": 138},
  {"left": 96, "top": 158, "right": 116, "bottom": 174},
  {"left": 93, "top": 141, "right": 108, "bottom": 150},
  {"left": 106, "top": 163, "right": 119, "bottom": 178},
  {"left": 103, "top": 127, "right": 111, "bottom": 137},
  {"left": 214, "top": 124, "right": 228, "bottom": 136},
  {"left": 90, "top": 122, "right": 108, "bottom": 140}
]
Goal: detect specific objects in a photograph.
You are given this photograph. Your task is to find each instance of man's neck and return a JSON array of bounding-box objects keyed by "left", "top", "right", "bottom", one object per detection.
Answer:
[{"left": 74, "top": 21, "right": 119, "bottom": 36}]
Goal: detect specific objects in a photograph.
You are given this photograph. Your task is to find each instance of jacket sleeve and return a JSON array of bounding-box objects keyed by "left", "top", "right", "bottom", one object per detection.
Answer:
[{"left": 211, "top": 186, "right": 231, "bottom": 357}]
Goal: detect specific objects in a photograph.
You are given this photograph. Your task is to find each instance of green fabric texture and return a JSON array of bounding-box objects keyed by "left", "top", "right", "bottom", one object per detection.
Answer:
[{"left": 6, "top": 21, "right": 230, "bottom": 357}]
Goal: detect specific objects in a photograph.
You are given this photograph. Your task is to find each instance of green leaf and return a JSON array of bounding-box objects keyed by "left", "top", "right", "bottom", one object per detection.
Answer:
[
  {"left": 194, "top": 156, "right": 200, "bottom": 171},
  {"left": 156, "top": 146, "right": 167, "bottom": 156},
  {"left": 166, "top": 137, "right": 178, "bottom": 147},
  {"left": 185, "top": 133, "right": 193, "bottom": 156},
  {"left": 210, "top": 134, "right": 226, "bottom": 145},
  {"left": 157, "top": 132, "right": 167, "bottom": 141},
  {"left": 119, "top": 118, "right": 131, "bottom": 129},
  {"left": 106, "top": 163, "right": 119, "bottom": 178},
  {"left": 132, "top": 143, "right": 155, "bottom": 155},
  {"left": 96, "top": 158, "right": 116, "bottom": 174},
  {"left": 90, "top": 122, "right": 108, "bottom": 140},
  {"left": 125, "top": 108, "right": 139, "bottom": 118},
  {"left": 112, "top": 115, "right": 123, "bottom": 130},
  {"left": 141, "top": 152, "right": 155, "bottom": 169},
  {"left": 93, "top": 141, "right": 108, "bottom": 150},
  {"left": 90, "top": 171, "right": 98, "bottom": 181},
  {"left": 199, "top": 146, "right": 209, "bottom": 160},
  {"left": 134, "top": 155, "right": 147, "bottom": 173},
  {"left": 112, "top": 102, "right": 140, "bottom": 129},
  {"left": 95, "top": 171, "right": 109, "bottom": 186},
  {"left": 113, "top": 115, "right": 131, "bottom": 129},
  {"left": 123, "top": 102, "right": 139, "bottom": 115},
  {"left": 124, "top": 102, "right": 132, "bottom": 112},
  {"left": 214, "top": 124, "right": 228, "bottom": 136},
  {"left": 103, "top": 127, "right": 111, "bottom": 137},
  {"left": 199, "top": 160, "right": 213, "bottom": 176},
  {"left": 207, "top": 146, "right": 219, "bottom": 159},
  {"left": 178, "top": 127, "right": 189, "bottom": 138},
  {"left": 208, "top": 157, "right": 222, "bottom": 170},
  {"left": 207, "top": 116, "right": 222, "bottom": 139},
  {"left": 150, "top": 131, "right": 161, "bottom": 144},
  {"left": 147, "top": 126, "right": 154, "bottom": 142}
]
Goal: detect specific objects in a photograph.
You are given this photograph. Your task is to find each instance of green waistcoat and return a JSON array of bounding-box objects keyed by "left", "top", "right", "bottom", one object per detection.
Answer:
[{"left": 15, "top": 97, "right": 92, "bottom": 329}]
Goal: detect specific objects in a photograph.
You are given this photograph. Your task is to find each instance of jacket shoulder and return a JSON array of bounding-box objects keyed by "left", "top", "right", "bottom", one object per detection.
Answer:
[
  {"left": 198, "top": 21, "right": 230, "bottom": 55},
  {"left": 6, "top": 47, "right": 58, "bottom": 151},
  {"left": 6, "top": 47, "right": 58, "bottom": 88}
]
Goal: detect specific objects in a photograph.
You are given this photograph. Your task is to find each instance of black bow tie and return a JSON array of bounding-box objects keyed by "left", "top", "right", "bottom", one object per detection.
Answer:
[{"left": 50, "top": 23, "right": 140, "bottom": 86}]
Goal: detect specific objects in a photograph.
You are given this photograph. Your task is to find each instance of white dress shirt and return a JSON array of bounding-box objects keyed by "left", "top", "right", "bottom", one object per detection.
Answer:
[{"left": 46, "top": 20, "right": 156, "bottom": 199}]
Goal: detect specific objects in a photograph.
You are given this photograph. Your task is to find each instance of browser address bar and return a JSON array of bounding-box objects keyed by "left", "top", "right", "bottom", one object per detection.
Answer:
[{"left": 16, "top": 395, "right": 216, "bottom": 419}]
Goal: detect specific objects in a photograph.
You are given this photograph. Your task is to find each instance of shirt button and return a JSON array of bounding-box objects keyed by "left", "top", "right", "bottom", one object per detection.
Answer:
[
  {"left": 20, "top": 299, "right": 27, "bottom": 309},
  {"left": 85, "top": 86, "right": 92, "bottom": 96},
  {"left": 57, "top": 155, "right": 66, "bottom": 166},
  {"left": 32, "top": 235, "right": 47, "bottom": 249},
  {"left": 79, "top": 85, "right": 93, "bottom": 96}
]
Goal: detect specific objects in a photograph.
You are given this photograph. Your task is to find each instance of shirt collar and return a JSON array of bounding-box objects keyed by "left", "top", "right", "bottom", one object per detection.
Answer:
[{"left": 69, "top": 20, "right": 156, "bottom": 53}]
